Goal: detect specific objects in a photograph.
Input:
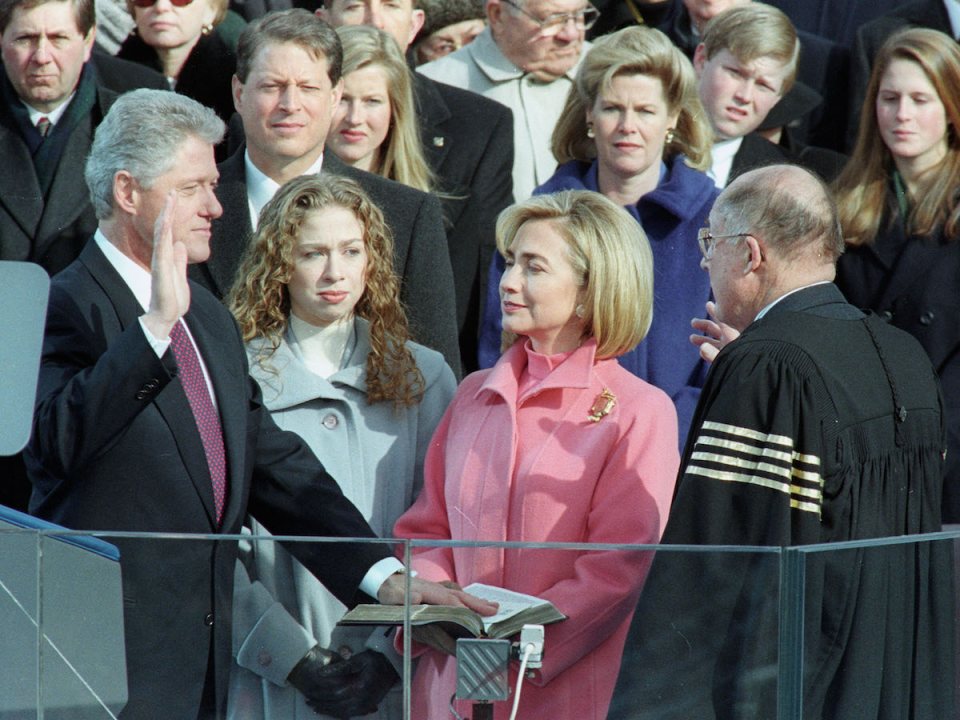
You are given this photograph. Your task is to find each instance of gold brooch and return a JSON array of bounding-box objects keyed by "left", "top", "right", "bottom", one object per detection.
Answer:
[{"left": 588, "top": 389, "right": 616, "bottom": 422}]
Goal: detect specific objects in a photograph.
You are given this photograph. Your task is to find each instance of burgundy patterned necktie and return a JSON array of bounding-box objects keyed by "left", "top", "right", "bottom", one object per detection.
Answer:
[
  {"left": 36, "top": 116, "right": 51, "bottom": 138},
  {"left": 168, "top": 320, "right": 227, "bottom": 523}
]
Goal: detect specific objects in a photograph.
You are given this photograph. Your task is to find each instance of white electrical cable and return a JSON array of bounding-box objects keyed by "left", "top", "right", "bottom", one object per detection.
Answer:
[{"left": 508, "top": 644, "right": 535, "bottom": 720}]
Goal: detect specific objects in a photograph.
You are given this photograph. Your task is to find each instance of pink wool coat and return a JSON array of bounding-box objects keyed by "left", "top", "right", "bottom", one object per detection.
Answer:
[{"left": 393, "top": 339, "right": 680, "bottom": 719}]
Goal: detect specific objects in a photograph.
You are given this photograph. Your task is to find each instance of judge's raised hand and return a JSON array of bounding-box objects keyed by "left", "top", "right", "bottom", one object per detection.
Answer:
[
  {"left": 690, "top": 301, "right": 740, "bottom": 363},
  {"left": 142, "top": 191, "right": 190, "bottom": 341},
  {"left": 377, "top": 575, "right": 498, "bottom": 617}
]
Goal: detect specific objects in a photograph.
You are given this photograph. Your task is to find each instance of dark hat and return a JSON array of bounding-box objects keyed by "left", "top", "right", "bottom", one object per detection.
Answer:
[
  {"left": 757, "top": 80, "right": 823, "bottom": 131},
  {"left": 416, "top": 0, "right": 486, "bottom": 40}
]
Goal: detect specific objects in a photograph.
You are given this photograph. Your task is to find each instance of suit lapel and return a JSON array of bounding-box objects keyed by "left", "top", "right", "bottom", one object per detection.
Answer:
[
  {"left": 863, "top": 211, "right": 947, "bottom": 312},
  {"left": 0, "top": 117, "right": 43, "bottom": 239},
  {"left": 34, "top": 112, "right": 96, "bottom": 256},
  {"left": 83, "top": 242, "right": 222, "bottom": 528},
  {"left": 413, "top": 74, "right": 452, "bottom": 171}
]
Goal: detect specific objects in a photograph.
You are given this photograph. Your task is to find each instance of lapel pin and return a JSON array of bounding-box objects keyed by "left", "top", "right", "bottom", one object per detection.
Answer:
[{"left": 588, "top": 389, "right": 616, "bottom": 422}]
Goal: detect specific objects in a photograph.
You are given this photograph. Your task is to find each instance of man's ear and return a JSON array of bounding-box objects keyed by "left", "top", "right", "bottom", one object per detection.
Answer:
[
  {"left": 487, "top": 0, "right": 502, "bottom": 30},
  {"left": 113, "top": 170, "right": 138, "bottom": 216},
  {"left": 408, "top": 8, "right": 425, "bottom": 46},
  {"left": 232, "top": 75, "right": 244, "bottom": 114},
  {"left": 692, "top": 43, "right": 707, "bottom": 77},
  {"left": 742, "top": 235, "right": 765, "bottom": 275},
  {"left": 82, "top": 25, "right": 96, "bottom": 63}
]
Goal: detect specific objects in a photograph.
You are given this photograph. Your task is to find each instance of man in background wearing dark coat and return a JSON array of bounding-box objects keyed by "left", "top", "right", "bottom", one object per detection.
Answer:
[
  {"left": 190, "top": 9, "right": 462, "bottom": 372},
  {"left": 606, "top": 164, "right": 952, "bottom": 720},
  {"left": 25, "top": 88, "right": 493, "bottom": 720},
  {"left": 0, "top": 0, "right": 163, "bottom": 512}
]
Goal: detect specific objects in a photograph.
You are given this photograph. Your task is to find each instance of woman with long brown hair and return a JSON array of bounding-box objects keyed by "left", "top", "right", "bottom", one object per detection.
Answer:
[
  {"left": 833, "top": 27, "right": 960, "bottom": 522},
  {"left": 227, "top": 173, "right": 456, "bottom": 720}
]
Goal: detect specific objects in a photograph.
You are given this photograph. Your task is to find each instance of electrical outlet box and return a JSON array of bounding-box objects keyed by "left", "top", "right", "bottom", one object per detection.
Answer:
[{"left": 455, "top": 638, "right": 511, "bottom": 701}]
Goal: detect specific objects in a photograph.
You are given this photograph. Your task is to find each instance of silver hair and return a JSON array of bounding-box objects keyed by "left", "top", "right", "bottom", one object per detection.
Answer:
[
  {"left": 711, "top": 164, "right": 845, "bottom": 263},
  {"left": 85, "top": 89, "right": 226, "bottom": 220}
]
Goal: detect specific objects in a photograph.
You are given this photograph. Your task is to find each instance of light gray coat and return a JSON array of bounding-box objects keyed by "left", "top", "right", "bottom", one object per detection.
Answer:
[{"left": 227, "top": 318, "right": 456, "bottom": 720}]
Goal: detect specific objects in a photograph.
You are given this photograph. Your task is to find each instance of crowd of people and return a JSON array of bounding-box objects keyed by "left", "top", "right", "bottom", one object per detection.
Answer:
[{"left": 4, "top": 0, "right": 960, "bottom": 717}]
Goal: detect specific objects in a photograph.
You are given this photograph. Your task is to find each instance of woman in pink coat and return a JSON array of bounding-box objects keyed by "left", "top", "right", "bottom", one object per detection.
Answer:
[{"left": 393, "top": 190, "right": 681, "bottom": 719}]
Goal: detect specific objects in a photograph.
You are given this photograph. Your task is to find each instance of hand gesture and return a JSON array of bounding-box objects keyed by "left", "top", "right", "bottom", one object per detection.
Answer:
[
  {"left": 690, "top": 301, "right": 740, "bottom": 363},
  {"left": 142, "top": 191, "right": 190, "bottom": 340},
  {"left": 288, "top": 648, "right": 399, "bottom": 719},
  {"left": 377, "top": 575, "right": 498, "bottom": 617}
]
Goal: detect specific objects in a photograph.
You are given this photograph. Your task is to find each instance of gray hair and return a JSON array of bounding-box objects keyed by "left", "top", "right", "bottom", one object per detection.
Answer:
[
  {"left": 712, "top": 164, "right": 845, "bottom": 263},
  {"left": 85, "top": 89, "right": 226, "bottom": 220}
]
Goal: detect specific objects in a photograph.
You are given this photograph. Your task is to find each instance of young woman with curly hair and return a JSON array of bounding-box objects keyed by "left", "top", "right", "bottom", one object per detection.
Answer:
[{"left": 226, "top": 173, "right": 457, "bottom": 720}]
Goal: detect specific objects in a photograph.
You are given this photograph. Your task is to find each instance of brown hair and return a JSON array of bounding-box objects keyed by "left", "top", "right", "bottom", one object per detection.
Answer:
[
  {"left": 0, "top": 0, "right": 94, "bottom": 34},
  {"left": 229, "top": 173, "right": 425, "bottom": 408},
  {"left": 834, "top": 28, "right": 960, "bottom": 245},
  {"left": 236, "top": 9, "right": 342, "bottom": 85},
  {"left": 700, "top": 2, "right": 799, "bottom": 94}
]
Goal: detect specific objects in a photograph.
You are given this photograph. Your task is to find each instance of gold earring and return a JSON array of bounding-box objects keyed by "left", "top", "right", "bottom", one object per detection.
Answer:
[
  {"left": 586, "top": 123, "right": 595, "bottom": 139},
  {"left": 202, "top": 23, "right": 213, "bottom": 35},
  {"left": 665, "top": 128, "right": 675, "bottom": 144}
]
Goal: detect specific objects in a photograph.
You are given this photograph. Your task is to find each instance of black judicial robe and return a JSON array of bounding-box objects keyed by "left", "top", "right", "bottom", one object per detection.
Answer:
[{"left": 606, "top": 283, "right": 952, "bottom": 720}]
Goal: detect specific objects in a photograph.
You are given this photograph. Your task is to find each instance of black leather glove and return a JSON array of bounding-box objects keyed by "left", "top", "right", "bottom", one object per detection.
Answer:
[
  {"left": 291, "top": 648, "right": 400, "bottom": 719},
  {"left": 287, "top": 645, "right": 340, "bottom": 691}
]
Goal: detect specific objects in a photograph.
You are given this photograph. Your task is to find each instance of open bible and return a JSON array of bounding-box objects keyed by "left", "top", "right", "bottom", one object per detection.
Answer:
[{"left": 338, "top": 583, "right": 566, "bottom": 639}]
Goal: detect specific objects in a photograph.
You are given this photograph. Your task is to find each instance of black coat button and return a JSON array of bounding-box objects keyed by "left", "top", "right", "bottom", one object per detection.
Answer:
[
  {"left": 204, "top": 613, "right": 214, "bottom": 627},
  {"left": 920, "top": 311, "right": 935, "bottom": 326},
  {"left": 880, "top": 310, "right": 893, "bottom": 321}
]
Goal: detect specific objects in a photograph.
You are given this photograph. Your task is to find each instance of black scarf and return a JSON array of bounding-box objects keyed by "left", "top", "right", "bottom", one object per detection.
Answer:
[{"left": 2, "top": 62, "right": 98, "bottom": 196}]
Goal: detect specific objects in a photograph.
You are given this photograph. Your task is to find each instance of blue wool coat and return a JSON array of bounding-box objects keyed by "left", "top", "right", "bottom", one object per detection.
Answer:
[{"left": 477, "top": 156, "right": 719, "bottom": 442}]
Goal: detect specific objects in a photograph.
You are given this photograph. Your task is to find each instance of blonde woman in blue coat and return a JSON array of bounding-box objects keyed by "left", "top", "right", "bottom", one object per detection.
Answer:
[{"left": 226, "top": 174, "right": 456, "bottom": 720}]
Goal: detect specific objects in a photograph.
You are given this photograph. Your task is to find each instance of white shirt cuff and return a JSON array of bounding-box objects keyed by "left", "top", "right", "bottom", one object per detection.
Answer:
[
  {"left": 139, "top": 316, "right": 171, "bottom": 359},
  {"left": 360, "top": 557, "right": 407, "bottom": 600}
]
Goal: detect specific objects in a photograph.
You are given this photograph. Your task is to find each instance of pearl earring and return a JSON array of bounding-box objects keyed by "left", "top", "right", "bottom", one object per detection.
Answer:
[
  {"left": 586, "top": 123, "right": 595, "bottom": 139},
  {"left": 575, "top": 304, "right": 585, "bottom": 318}
]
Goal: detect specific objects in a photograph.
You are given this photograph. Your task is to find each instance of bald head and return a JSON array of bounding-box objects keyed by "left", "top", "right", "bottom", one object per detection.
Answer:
[{"left": 712, "top": 164, "right": 844, "bottom": 266}]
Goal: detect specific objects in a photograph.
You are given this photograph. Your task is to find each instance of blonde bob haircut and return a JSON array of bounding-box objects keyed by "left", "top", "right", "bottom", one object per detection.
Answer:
[
  {"left": 834, "top": 28, "right": 960, "bottom": 246},
  {"left": 496, "top": 190, "right": 654, "bottom": 359},
  {"left": 552, "top": 25, "right": 713, "bottom": 172},
  {"left": 701, "top": 2, "right": 799, "bottom": 94},
  {"left": 229, "top": 173, "right": 425, "bottom": 409},
  {"left": 336, "top": 25, "right": 436, "bottom": 194}
]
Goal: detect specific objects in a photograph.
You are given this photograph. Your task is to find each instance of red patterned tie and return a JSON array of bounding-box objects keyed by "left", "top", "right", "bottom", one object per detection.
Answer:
[
  {"left": 168, "top": 320, "right": 227, "bottom": 523},
  {"left": 36, "top": 116, "right": 51, "bottom": 137}
]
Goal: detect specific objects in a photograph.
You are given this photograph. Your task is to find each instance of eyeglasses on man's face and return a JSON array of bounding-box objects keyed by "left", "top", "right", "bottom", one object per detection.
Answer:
[
  {"left": 697, "top": 228, "right": 752, "bottom": 260},
  {"left": 500, "top": 0, "right": 599, "bottom": 36}
]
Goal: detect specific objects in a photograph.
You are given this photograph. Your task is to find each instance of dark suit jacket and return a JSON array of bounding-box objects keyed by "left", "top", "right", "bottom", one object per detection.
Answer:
[
  {"left": 848, "top": 0, "right": 950, "bottom": 151},
  {"left": 835, "top": 201, "right": 960, "bottom": 522},
  {"left": 413, "top": 73, "right": 513, "bottom": 371},
  {"left": 729, "top": 132, "right": 796, "bottom": 185},
  {"left": 25, "top": 239, "right": 391, "bottom": 720},
  {"left": 190, "top": 147, "right": 462, "bottom": 374},
  {"left": 0, "top": 82, "right": 114, "bottom": 275},
  {"left": 90, "top": 51, "right": 168, "bottom": 94}
]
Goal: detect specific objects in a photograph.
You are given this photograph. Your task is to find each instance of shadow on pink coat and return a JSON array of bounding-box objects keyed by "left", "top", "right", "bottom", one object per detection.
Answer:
[{"left": 393, "top": 338, "right": 681, "bottom": 719}]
